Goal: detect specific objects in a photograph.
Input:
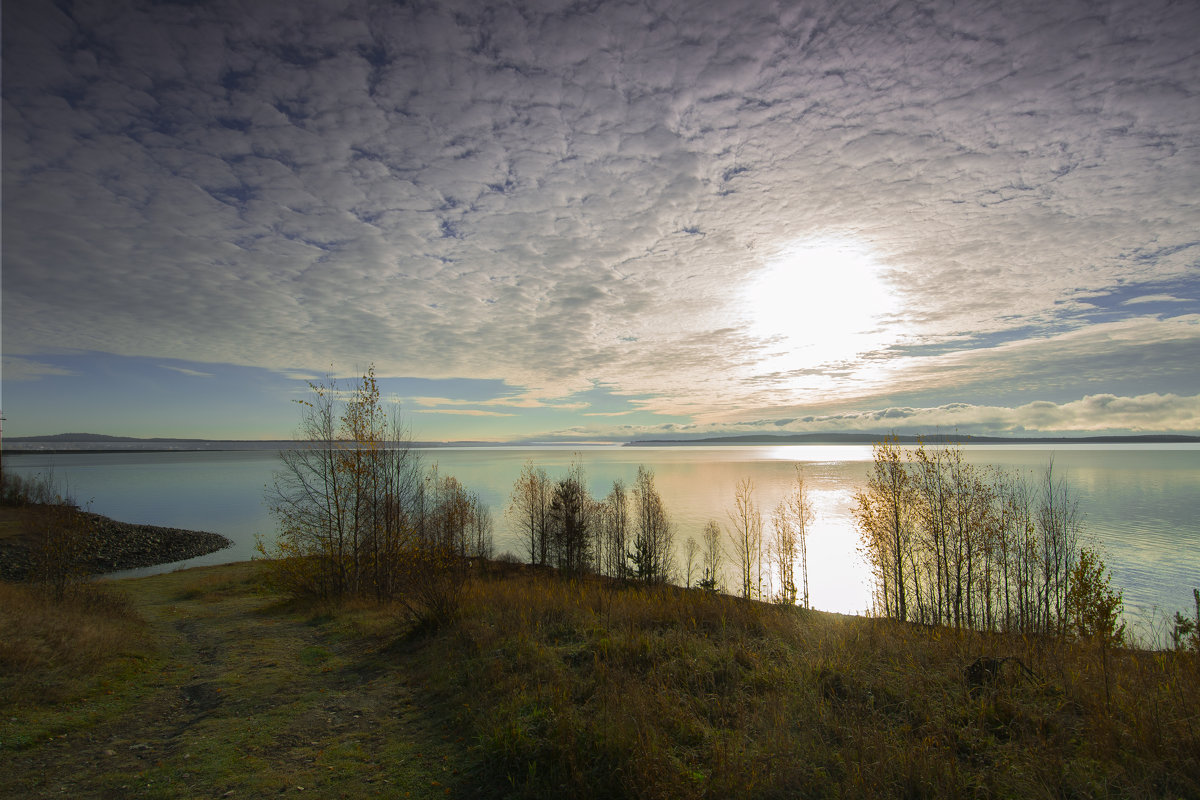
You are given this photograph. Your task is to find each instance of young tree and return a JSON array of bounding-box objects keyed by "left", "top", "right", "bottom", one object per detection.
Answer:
[
  {"left": 1039, "top": 459, "right": 1082, "bottom": 635},
  {"left": 466, "top": 492, "right": 494, "bottom": 560},
  {"left": 508, "top": 461, "right": 552, "bottom": 566},
  {"left": 266, "top": 366, "right": 420, "bottom": 599},
  {"left": 1067, "top": 547, "right": 1125, "bottom": 645},
  {"left": 599, "top": 479, "right": 630, "bottom": 579},
  {"left": 727, "top": 478, "right": 762, "bottom": 600},
  {"left": 699, "top": 519, "right": 724, "bottom": 592},
  {"left": 1170, "top": 589, "right": 1200, "bottom": 652},
  {"left": 683, "top": 536, "right": 699, "bottom": 588},
  {"left": 769, "top": 501, "right": 798, "bottom": 605},
  {"left": 853, "top": 436, "right": 912, "bottom": 620},
  {"left": 630, "top": 466, "right": 674, "bottom": 584},
  {"left": 1067, "top": 546, "right": 1125, "bottom": 703},
  {"left": 854, "top": 437, "right": 1113, "bottom": 643},
  {"left": 772, "top": 465, "right": 815, "bottom": 607},
  {"left": 548, "top": 461, "right": 593, "bottom": 574},
  {"left": 264, "top": 366, "right": 474, "bottom": 623}
]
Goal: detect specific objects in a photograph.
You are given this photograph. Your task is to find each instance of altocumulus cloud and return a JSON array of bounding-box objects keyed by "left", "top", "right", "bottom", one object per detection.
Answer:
[
  {"left": 552, "top": 393, "right": 1200, "bottom": 440},
  {"left": 3, "top": 0, "right": 1198, "bottom": 436}
]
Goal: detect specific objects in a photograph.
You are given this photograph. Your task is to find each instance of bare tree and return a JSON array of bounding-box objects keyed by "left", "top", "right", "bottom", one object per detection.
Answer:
[
  {"left": 683, "top": 536, "right": 699, "bottom": 588},
  {"left": 631, "top": 466, "right": 674, "bottom": 584},
  {"left": 699, "top": 519, "right": 724, "bottom": 592},
  {"left": 599, "top": 479, "right": 630, "bottom": 579},
  {"left": 266, "top": 367, "right": 423, "bottom": 601},
  {"left": 508, "top": 460, "right": 552, "bottom": 566},
  {"left": 768, "top": 466, "right": 814, "bottom": 606},
  {"left": 264, "top": 366, "right": 475, "bottom": 623},
  {"left": 727, "top": 478, "right": 762, "bottom": 600},
  {"left": 466, "top": 491, "right": 494, "bottom": 560},
  {"left": 1038, "top": 458, "right": 1082, "bottom": 635}
]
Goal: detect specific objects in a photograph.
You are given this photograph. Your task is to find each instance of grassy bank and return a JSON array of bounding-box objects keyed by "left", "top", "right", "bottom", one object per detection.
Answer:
[{"left": 3, "top": 561, "right": 1198, "bottom": 798}]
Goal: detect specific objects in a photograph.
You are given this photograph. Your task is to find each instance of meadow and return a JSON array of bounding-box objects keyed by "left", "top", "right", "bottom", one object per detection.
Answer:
[{"left": 3, "top": 558, "right": 1198, "bottom": 799}]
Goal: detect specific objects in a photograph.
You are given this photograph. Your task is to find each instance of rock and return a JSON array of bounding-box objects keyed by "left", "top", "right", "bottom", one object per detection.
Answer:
[{"left": 0, "top": 507, "right": 233, "bottom": 581}]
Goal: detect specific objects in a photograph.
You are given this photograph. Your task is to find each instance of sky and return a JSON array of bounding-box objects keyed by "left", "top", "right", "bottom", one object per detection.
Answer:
[{"left": 2, "top": 0, "right": 1199, "bottom": 442}]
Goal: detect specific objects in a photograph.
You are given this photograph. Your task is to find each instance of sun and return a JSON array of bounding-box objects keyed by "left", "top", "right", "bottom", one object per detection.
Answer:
[{"left": 742, "top": 237, "right": 899, "bottom": 373}]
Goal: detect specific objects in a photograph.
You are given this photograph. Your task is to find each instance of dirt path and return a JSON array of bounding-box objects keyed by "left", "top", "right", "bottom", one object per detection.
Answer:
[{"left": 3, "top": 563, "right": 493, "bottom": 799}]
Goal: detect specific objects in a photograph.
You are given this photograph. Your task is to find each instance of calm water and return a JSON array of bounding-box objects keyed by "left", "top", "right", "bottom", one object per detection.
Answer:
[{"left": 6, "top": 444, "right": 1198, "bottom": 637}]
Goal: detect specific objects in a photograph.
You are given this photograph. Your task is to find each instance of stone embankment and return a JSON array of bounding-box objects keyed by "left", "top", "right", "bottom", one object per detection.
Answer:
[{"left": 0, "top": 509, "right": 233, "bottom": 581}]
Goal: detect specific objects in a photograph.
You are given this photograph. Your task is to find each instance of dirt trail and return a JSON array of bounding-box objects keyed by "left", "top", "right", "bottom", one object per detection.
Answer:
[{"left": 4, "top": 563, "right": 491, "bottom": 799}]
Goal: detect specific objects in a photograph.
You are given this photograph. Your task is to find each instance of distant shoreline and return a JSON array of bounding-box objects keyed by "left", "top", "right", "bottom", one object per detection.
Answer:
[
  {"left": 3, "top": 432, "right": 1199, "bottom": 454},
  {"left": 625, "top": 433, "right": 1200, "bottom": 446}
]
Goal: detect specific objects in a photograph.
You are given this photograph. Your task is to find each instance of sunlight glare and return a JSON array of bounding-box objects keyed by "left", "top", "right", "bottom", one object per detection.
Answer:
[{"left": 743, "top": 238, "right": 899, "bottom": 372}]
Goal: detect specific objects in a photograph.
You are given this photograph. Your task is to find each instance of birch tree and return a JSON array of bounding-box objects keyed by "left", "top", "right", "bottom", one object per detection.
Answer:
[
  {"left": 727, "top": 478, "right": 762, "bottom": 600},
  {"left": 508, "top": 461, "right": 552, "bottom": 566},
  {"left": 771, "top": 465, "right": 814, "bottom": 606},
  {"left": 631, "top": 466, "right": 674, "bottom": 584},
  {"left": 699, "top": 519, "right": 724, "bottom": 592}
]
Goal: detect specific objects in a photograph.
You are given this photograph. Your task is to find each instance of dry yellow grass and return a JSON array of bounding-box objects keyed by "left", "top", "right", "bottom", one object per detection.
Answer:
[
  {"left": 409, "top": 567, "right": 1200, "bottom": 798},
  {"left": 3, "top": 562, "right": 1198, "bottom": 798},
  {"left": 0, "top": 580, "right": 146, "bottom": 708}
]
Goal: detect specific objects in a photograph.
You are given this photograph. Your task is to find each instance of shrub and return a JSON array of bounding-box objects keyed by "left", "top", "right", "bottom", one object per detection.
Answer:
[{"left": 261, "top": 366, "right": 491, "bottom": 625}]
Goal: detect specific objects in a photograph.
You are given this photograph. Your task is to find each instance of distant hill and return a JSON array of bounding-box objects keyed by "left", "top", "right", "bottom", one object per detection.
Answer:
[
  {"left": 626, "top": 432, "right": 1200, "bottom": 446},
  {"left": 5, "top": 433, "right": 209, "bottom": 443},
  {"left": 2, "top": 434, "right": 531, "bottom": 451},
  {"left": 6, "top": 431, "right": 1200, "bottom": 451}
]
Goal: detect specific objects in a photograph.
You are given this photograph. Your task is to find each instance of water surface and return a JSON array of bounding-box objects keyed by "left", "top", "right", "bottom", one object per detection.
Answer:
[{"left": 7, "top": 444, "right": 1198, "bottom": 637}]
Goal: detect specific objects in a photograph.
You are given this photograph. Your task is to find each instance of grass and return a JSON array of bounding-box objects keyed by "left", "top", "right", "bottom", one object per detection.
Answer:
[
  {"left": 1, "top": 563, "right": 485, "bottom": 799},
  {"left": 0, "top": 579, "right": 152, "bottom": 745},
  {"left": 418, "top": 571, "right": 1200, "bottom": 798},
  {"left": 2, "top": 561, "right": 1199, "bottom": 798}
]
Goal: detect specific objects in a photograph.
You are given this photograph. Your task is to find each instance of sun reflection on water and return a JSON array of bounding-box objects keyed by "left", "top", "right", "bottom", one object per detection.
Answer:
[{"left": 761, "top": 445, "right": 875, "bottom": 463}]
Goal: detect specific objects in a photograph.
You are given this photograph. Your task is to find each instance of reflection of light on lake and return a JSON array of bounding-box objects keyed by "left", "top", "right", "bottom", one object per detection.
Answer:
[
  {"left": 803, "top": 487, "right": 873, "bottom": 615},
  {"left": 763, "top": 485, "right": 872, "bottom": 615},
  {"left": 762, "top": 445, "right": 875, "bottom": 463}
]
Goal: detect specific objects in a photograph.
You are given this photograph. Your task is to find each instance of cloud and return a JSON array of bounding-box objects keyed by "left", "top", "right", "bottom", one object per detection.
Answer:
[
  {"left": 1, "top": 356, "right": 77, "bottom": 381},
  {"left": 1123, "top": 294, "right": 1190, "bottom": 305},
  {"left": 3, "top": 0, "right": 1198, "bottom": 435},
  {"left": 159, "top": 365, "right": 215, "bottom": 378},
  {"left": 553, "top": 392, "right": 1200, "bottom": 439},
  {"left": 411, "top": 409, "right": 516, "bottom": 418},
  {"left": 278, "top": 371, "right": 323, "bottom": 382}
]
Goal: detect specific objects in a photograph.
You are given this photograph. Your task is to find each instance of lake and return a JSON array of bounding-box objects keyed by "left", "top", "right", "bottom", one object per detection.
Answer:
[{"left": 5, "top": 444, "right": 1198, "bottom": 639}]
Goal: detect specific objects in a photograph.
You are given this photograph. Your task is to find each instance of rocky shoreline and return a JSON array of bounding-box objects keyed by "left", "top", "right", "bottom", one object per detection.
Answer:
[{"left": 0, "top": 509, "right": 233, "bottom": 582}]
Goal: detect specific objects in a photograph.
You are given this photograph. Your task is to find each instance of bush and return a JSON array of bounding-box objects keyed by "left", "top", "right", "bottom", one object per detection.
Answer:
[
  {"left": 1, "top": 469, "right": 64, "bottom": 507},
  {"left": 1171, "top": 589, "right": 1200, "bottom": 652},
  {"left": 261, "top": 366, "right": 491, "bottom": 626},
  {"left": 25, "top": 502, "right": 94, "bottom": 602},
  {"left": 1066, "top": 546, "right": 1125, "bottom": 646},
  {"left": 2, "top": 471, "right": 95, "bottom": 600}
]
